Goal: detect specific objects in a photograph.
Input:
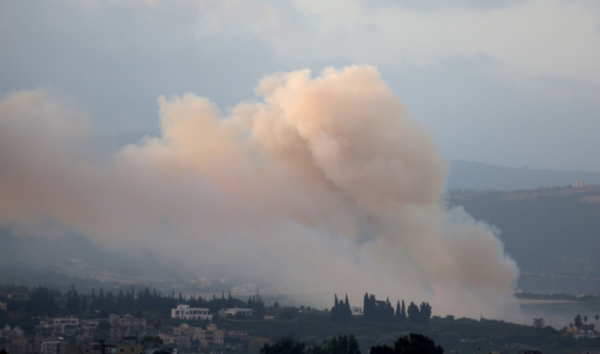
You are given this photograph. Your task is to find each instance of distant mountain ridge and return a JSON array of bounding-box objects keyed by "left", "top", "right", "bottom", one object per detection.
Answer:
[
  {"left": 446, "top": 159, "right": 600, "bottom": 191},
  {"left": 448, "top": 185, "right": 600, "bottom": 294}
]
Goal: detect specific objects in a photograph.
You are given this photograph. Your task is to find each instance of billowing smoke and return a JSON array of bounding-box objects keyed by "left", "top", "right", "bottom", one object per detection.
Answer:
[{"left": 0, "top": 66, "right": 519, "bottom": 318}]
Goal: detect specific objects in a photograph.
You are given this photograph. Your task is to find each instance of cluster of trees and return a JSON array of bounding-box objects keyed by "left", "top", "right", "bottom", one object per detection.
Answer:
[
  {"left": 187, "top": 291, "right": 266, "bottom": 318},
  {"left": 84, "top": 287, "right": 267, "bottom": 317},
  {"left": 406, "top": 302, "right": 431, "bottom": 324},
  {"left": 261, "top": 333, "right": 441, "bottom": 354},
  {"left": 65, "top": 285, "right": 83, "bottom": 311},
  {"left": 572, "top": 313, "right": 598, "bottom": 331},
  {"left": 330, "top": 295, "right": 352, "bottom": 322},
  {"left": 25, "top": 286, "right": 59, "bottom": 313},
  {"left": 3, "top": 284, "right": 266, "bottom": 318},
  {"left": 370, "top": 333, "right": 443, "bottom": 354},
  {"left": 362, "top": 294, "right": 431, "bottom": 324},
  {"left": 262, "top": 335, "right": 360, "bottom": 354}
]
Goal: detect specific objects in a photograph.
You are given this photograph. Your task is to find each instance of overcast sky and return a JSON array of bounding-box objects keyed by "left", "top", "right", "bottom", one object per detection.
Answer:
[{"left": 1, "top": 0, "right": 599, "bottom": 171}]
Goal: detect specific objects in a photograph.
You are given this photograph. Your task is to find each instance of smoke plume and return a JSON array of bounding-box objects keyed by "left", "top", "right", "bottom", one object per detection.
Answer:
[{"left": 0, "top": 66, "right": 519, "bottom": 317}]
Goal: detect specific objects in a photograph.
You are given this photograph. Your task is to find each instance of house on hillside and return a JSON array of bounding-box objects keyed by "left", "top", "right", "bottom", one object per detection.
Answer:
[
  {"left": 171, "top": 304, "right": 212, "bottom": 320},
  {"left": 219, "top": 308, "right": 253, "bottom": 317}
]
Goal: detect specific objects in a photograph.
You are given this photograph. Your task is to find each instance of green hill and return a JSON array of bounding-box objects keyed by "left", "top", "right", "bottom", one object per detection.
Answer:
[{"left": 449, "top": 185, "right": 600, "bottom": 294}]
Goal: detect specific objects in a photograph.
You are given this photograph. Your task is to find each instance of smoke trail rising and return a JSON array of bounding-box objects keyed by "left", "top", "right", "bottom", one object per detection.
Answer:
[{"left": 0, "top": 66, "right": 519, "bottom": 317}]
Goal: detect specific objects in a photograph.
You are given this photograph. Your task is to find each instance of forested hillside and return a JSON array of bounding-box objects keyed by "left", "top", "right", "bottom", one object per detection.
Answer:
[
  {"left": 447, "top": 160, "right": 600, "bottom": 191},
  {"left": 449, "top": 185, "right": 600, "bottom": 294}
]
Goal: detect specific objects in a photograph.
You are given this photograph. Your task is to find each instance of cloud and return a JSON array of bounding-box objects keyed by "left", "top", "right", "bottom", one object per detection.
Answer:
[{"left": 0, "top": 66, "right": 519, "bottom": 318}]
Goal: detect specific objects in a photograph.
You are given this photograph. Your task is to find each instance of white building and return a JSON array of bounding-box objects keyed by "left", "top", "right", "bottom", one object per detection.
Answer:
[
  {"left": 219, "top": 308, "right": 253, "bottom": 317},
  {"left": 351, "top": 306, "right": 363, "bottom": 316},
  {"left": 171, "top": 304, "right": 212, "bottom": 320}
]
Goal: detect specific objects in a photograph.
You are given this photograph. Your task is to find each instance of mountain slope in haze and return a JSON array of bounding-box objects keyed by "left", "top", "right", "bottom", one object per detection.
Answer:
[
  {"left": 449, "top": 185, "right": 600, "bottom": 294},
  {"left": 447, "top": 160, "right": 600, "bottom": 191}
]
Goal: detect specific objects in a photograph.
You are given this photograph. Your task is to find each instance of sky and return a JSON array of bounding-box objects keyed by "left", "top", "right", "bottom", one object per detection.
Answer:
[{"left": 1, "top": 0, "right": 599, "bottom": 171}]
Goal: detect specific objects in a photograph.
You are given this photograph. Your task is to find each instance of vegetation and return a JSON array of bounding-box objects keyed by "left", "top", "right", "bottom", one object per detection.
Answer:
[
  {"left": 3, "top": 284, "right": 600, "bottom": 354},
  {"left": 330, "top": 295, "right": 351, "bottom": 322},
  {"left": 261, "top": 334, "right": 441, "bottom": 354},
  {"left": 371, "top": 333, "right": 443, "bottom": 354},
  {"left": 448, "top": 187, "right": 600, "bottom": 294}
]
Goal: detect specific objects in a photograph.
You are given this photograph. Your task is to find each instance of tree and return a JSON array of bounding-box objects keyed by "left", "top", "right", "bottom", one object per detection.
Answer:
[
  {"left": 90, "top": 289, "right": 97, "bottom": 310},
  {"left": 369, "top": 346, "right": 394, "bottom": 354},
  {"left": 250, "top": 338, "right": 270, "bottom": 354},
  {"left": 248, "top": 290, "right": 266, "bottom": 319},
  {"left": 331, "top": 294, "right": 351, "bottom": 322},
  {"left": 533, "top": 318, "right": 545, "bottom": 328},
  {"left": 309, "top": 334, "right": 361, "bottom": 354},
  {"left": 344, "top": 295, "right": 352, "bottom": 320},
  {"left": 261, "top": 338, "right": 305, "bottom": 354},
  {"left": 332, "top": 294, "right": 340, "bottom": 321},
  {"left": 596, "top": 314, "right": 599, "bottom": 328},
  {"left": 407, "top": 302, "right": 420, "bottom": 323},
  {"left": 26, "top": 286, "right": 58, "bottom": 313},
  {"left": 394, "top": 333, "right": 443, "bottom": 354},
  {"left": 395, "top": 301, "right": 403, "bottom": 322},
  {"left": 401, "top": 300, "right": 406, "bottom": 320},
  {"left": 419, "top": 302, "right": 432, "bottom": 323},
  {"left": 575, "top": 314, "right": 583, "bottom": 328},
  {"left": 80, "top": 296, "right": 88, "bottom": 311},
  {"left": 584, "top": 315, "right": 588, "bottom": 324},
  {"left": 370, "top": 333, "right": 442, "bottom": 354},
  {"left": 278, "top": 306, "right": 299, "bottom": 320},
  {"left": 97, "top": 288, "right": 105, "bottom": 310}
]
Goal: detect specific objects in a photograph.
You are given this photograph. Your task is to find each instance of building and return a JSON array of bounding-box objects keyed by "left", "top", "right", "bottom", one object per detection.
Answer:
[
  {"left": 225, "top": 330, "right": 248, "bottom": 339},
  {"left": 171, "top": 304, "right": 212, "bottom": 320},
  {"left": 172, "top": 336, "right": 190, "bottom": 348},
  {"left": 7, "top": 294, "right": 29, "bottom": 301},
  {"left": 36, "top": 318, "right": 79, "bottom": 336},
  {"left": 54, "top": 318, "right": 79, "bottom": 335},
  {"left": 41, "top": 341, "right": 63, "bottom": 354},
  {"left": 157, "top": 334, "right": 174, "bottom": 346},
  {"left": 78, "top": 320, "right": 99, "bottom": 342},
  {"left": 172, "top": 324, "right": 196, "bottom": 337},
  {"left": 6, "top": 337, "right": 33, "bottom": 354},
  {"left": 194, "top": 325, "right": 224, "bottom": 347},
  {"left": 573, "top": 180, "right": 588, "bottom": 188},
  {"left": 0, "top": 301, "right": 7, "bottom": 311},
  {"left": 219, "top": 308, "right": 253, "bottom": 318},
  {"left": 1, "top": 325, "right": 24, "bottom": 340},
  {"left": 114, "top": 345, "right": 144, "bottom": 354},
  {"left": 110, "top": 325, "right": 129, "bottom": 342},
  {"left": 108, "top": 314, "right": 146, "bottom": 340},
  {"left": 350, "top": 306, "right": 363, "bottom": 316},
  {"left": 35, "top": 337, "right": 65, "bottom": 354}
]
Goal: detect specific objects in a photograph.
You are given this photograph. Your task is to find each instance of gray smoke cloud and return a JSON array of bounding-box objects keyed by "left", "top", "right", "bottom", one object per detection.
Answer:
[{"left": 0, "top": 66, "right": 519, "bottom": 318}]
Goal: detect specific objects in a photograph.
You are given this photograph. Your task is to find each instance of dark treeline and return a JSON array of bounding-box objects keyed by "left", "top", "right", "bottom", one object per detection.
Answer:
[
  {"left": 1, "top": 284, "right": 265, "bottom": 317},
  {"left": 363, "top": 293, "right": 431, "bottom": 323},
  {"left": 261, "top": 333, "right": 441, "bottom": 354},
  {"left": 330, "top": 293, "right": 431, "bottom": 324},
  {"left": 83, "top": 287, "right": 265, "bottom": 317},
  {"left": 330, "top": 295, "right": 351, "bottom": 322}
]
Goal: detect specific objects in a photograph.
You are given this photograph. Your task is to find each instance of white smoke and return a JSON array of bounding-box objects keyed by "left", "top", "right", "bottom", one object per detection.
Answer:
[{"left": 0, "top": 66, "right": 519, "bottom": 318}]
